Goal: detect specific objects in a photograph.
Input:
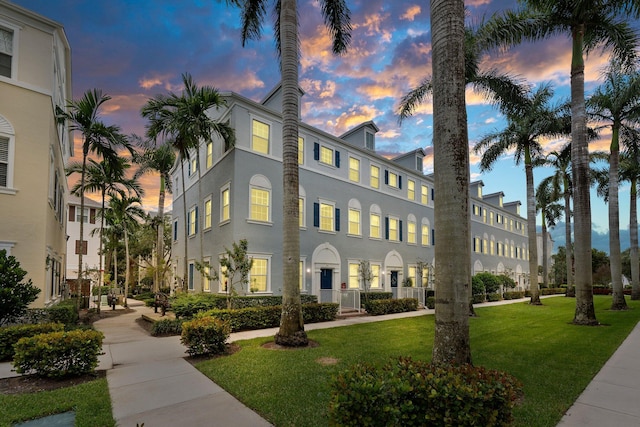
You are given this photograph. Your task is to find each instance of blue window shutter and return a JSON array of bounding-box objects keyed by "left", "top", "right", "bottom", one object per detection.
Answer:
[
  {"left": 431, "top": 188, "right": 434, "bottom": 200},
  {"left": 313, "top": 202, "right": 319, "bottom": 227},
  {"left": 432, "top": 229, "right": 435, "bottom": 245},
  {"left": 473, "top": 238, "right": 476, "bottom": 252},
  {"left": 195, "top": 207, "right": 199, "bottom": 233},
  {"left": 384, "top": 170, "right": 389, "bottom": 185},
  {"left": 398, "top": 175, "right": 402, "bottom": 189},
  {"left": 335, "top": 208, "right": 340, "bottom": 231},
  {"left": 335, "top": 150, "right": 340, "bottom": 168},
  {"left": 385, "top": 216, "right": 389, "bottom": 240},
  {"left": 173, "top": 221, "right": 178, "bottom": 240},
  {"left": 399, "top": 220, "right": 403, "bottom": 241},
  {"left": 314, "top": 143, "right": 319, "bottom": 160}
]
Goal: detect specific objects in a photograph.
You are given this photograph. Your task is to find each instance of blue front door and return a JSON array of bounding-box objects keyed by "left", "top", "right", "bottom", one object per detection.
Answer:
[
  {"left": 320, "top": 268, "right": 333, "bottom": 303},
  {"left": 390, "top": 271, "right": 398, "bottom": 298}
]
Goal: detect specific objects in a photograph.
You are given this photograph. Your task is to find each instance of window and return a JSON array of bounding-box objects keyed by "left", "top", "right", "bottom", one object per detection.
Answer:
[
  {"left": 510, "top": 243, "right": 515, "bottom": 258},
  {"left": 416, "top": 156, "right": 422, "bottom": 171},
  {"left": 387, "top": 216, "right": 401, "bottom": 242},
  {"left": 421, "top": 185, "right": 428, "bottom": 205},
  {"left": 498, "top": 242, "right": 504, "bottom": 256},
  {"left": 204, "top": 198, "right": 212, "bottom": 229},
  {"left": 386, "top": 170, "right": 400, "bottom": 188},
  {"left": 173, "top": 220, "right": 178, "bottom": 241},
  {"left": 189, "top": 156, "right": 197, "bottom": 176},
  {"left": 348, "top": 262, "right": 360, "bottom": 289},
  {"left": 407, "top": 179, "right": 415, "bottom": 201},
  {"left": 510, "top": 219, "right": 514, "bottom": 231},
  {"left": 483, "top": 209, "right": 487, "bottom": 223},
  {"left": 75, "top": 240, "right": 87, "bottom": 255},
  {"left": 203, "top": 258, "right": 211, "bottom": 292},
  {"left": 221, "top": 186, "right": 230, "bottom": 223},
  {"left": 188, "top": 206, "right": 198, "bottom": 236},
  {"left": 490, "top": 211, "right": 494, "bottom": 226},
  {"left": 188, "top": 262, "right": 195, "bottom": 291},
  {"left": 491, "top": 239, "right": 495, "bottom": 255},
  {"left": 320, "top": 146, "right": 334, "bottom": 165},
  {"left": 299, "top": 260, "right": 305, "bottom": 290},
  {"left": 370, "top": 206, "right": 381, "bottom": 239},
  {"left": 407, "top": 219, "right": 416, "bottom": 244},
  {"left": 408, "top": 266, "right": 418, "bottom": 287},
  {"left": 219, "top": 264, "right": 228, "bottom": 292},
  {"left": 348, "top": 208, "right": 361, "bottom": 236},
  {"left": 298, "top": 136, "right": 304, "bottom": 165},
  {"left": 473, "top": 204, "right": 481, "bottom": 216},
  {"left": 349, "top": 157, "right": 360, "bottom": 182},
  {"left": 250, "top": 188, "right": 269, "bottom": 222},
  {"left": 252, "top": 119, "right": 270, "bottom": 154},
  {"left": 249, "top": 258, "right": 269, "bottom": 292},
  {"left": 483, "top": 238, "right": 488, "bottom": 254},
  {"left": 370, "top": 264, "right": 381, "bottom": 288},
  {"left": 320, "top": 202, "right": 334, "bottom": 232},
  {"left": 421, "top": 223, "right": 430, "bottom": 246},
  {"left": 370, "top": 165, "right": 380, "bottom": 188},
  {"left": 206, "top": 142, "right": 213, "bottom": 168},
  {"left": 0, "top": 133, "right": 13, "bottom": 190},
  {"left": 0, "top": 28, "right": 13, "bottom": 78},
  {"left": 474, "top": 237, "right": 481, "bottom": 253},
  {"left": 299, "top": 197, "right": 305, "bottom": 228},
  {"left": 76, "top": 207, "right": 88, "bottom": 223},
  {"left": 365, "top": 132, "right": 375, "bottom": 150}
]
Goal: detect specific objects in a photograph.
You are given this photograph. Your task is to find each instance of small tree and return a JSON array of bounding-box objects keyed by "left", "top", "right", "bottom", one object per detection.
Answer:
[
  {"left": 358, "top": 260, "right": 373, "bottom": 304},
  {"left": 416, "top": 260, "right": 430, "bottom": 288},
  {"left": 218, "top": 239, "right": 253, "bottom": 309},
  {"left": 0, "top": 250, "right": 40, "bottom": 326}
]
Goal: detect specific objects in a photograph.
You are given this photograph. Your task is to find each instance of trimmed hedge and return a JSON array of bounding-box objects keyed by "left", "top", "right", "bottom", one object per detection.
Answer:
[
  {"left": 471, "top": 294, "right": 485, "bottom": 304},
  {"left": 360, "top": 292, "right": 393, "bottom": 307},
  {"left": 503, "top": 291, "right": 525, "bottom": 300},
  {"left": 46, "top": 299, "right": 79, "bottom": 325},
  {"left": 0, "top": 323, "right": 65, "bottom": 361},
  {"left": 363, "top": 298, "right": 418, "bottom": 316},
  {"left": 181, "top": 316, "right": 231, "bottom": 356},
  {"left": 203, "top": 303, "right": 339, "bottom": 332},
  {"left": 329, "top": 357, "right": 522, "bottom": 427},
  {"left": 425, "top": 297, "right": 435, "bottom": 309},
  {"left": 172, "top": 293, "right": 318, "bottom": 319},
  {"left": 151, "top": 318, "right": 185, "bottom": 336},
  {"left": 487, "top": 293, "right": 502, "bottom": 302},
  {"left": 13, "top": 329, "right": 104, "bottom": 377}
]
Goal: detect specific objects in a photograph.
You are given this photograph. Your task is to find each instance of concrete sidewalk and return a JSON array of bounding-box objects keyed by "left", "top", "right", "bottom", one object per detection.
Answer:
[{"left": 94, "top": 299, "right": 272, "bottom": 427}]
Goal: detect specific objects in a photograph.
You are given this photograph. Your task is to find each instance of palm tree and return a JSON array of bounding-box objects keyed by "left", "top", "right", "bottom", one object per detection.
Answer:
[
  {"left": 587, "top": 61, "right": 640, "bottom": 310},
  {"left": 108, "top": 191, "right": 145, "bottom": 307},
  {"left": 537, "top": 176, "right": 564, "bottom": 288},
  {"left": 429, "top": 0, "right": 472, "bottom": 365},
  {"left": 621, "top": 128, "right": 640, "bottom": 300},
  {"left": 67, "top": 156, "right": 142, "bottom": 312},
  {"left": 477, "top": 0, "right": 640, "bottom": 325},
  {"left": 398, "top": 25, "right": 526, "bottom": 123},
  {"left": 474, "top": 84, "right": 569, "bottom": 305},
  {"left": 57, "top": 89, "right": 126, "bottom": 308},
  {"left": 133, "top": 139, "right": 176, "bottom": 292},
  {"left": 545, "top": 144, "right": 574, "bottom": 295},
  {"left": 227, "top": 0, "right": 351, "bottom": 347},
  {"left": 141, "top": 73, "right": 235, "bottom": 292}
]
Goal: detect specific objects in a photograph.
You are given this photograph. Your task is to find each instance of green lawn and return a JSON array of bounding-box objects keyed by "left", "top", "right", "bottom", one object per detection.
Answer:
[
  {"left": 197, "top": 296, "right": 640, "bottom": 427},
  {"left": 0, "top": 378, "right": 114, "bottom": 427}
]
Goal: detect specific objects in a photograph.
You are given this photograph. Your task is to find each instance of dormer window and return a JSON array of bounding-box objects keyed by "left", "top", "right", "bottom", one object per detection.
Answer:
[
  {"left": 416, "top": 156, "right": 422, "bottom": 171},
  {"left": 365, "top": 132, "right": 375, "bottom": 150}
]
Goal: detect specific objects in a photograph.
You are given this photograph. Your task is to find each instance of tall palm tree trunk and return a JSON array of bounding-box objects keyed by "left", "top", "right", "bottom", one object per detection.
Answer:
[
  {"left": 541, "top": 217, "right": 548, "bottom": 288},
  {"left": 609, "top": 126, "right": 627, "bottom": 310},
  {"left": 431, "top": 0, "right": 471, "bottom": 365},
  {"left": 525, "top": 154, "right": 541, "bottom": 304},
  {"left": 156, "top": 175, "right": 166, "bottom": 293},
  {"left": 77, "top": 153, "right": 88, "bottom": 310},
  {"left": 630, "top": 177, "right": 640, "bottom": 300},
  {"left": 571, "top": 24, "right": 597, "bottom": 325},
  {"left": 96, "top": 189, "right": 106, "bottom": 314},
  {"left": 123, "top": 226, "right": 130, "bottom": 308},
  {"left": 275, "top": 0, "right": 307, "bottom": 347},
  {"left": 180, "top": 160, "right": 189, "bottom": 292},
  {"left": 197, "top": 151, "right": 204, "bottom": 293},
  {"left": 564, "top": 184, "right": 574, "bottom": 296}
]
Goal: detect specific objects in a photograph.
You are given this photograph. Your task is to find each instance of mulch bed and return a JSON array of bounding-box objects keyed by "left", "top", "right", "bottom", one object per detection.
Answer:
[{"left": 0, "top": 371, "right": 106, "bottom": 395}]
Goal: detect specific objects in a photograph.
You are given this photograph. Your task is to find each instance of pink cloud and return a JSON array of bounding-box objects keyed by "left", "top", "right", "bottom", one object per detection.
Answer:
[{"left": 400, "top": 5, "right": 422, "bottom": 22}]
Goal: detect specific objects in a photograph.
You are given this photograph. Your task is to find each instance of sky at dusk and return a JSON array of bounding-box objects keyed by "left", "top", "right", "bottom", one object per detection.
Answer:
[{"left": 10, "top": 0, "right": 638, "bottom": 253}]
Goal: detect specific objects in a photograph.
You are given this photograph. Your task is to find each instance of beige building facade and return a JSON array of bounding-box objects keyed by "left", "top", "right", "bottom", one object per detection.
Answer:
[{"left": 0, "top": 1, "right": 72, "bottom": 307}]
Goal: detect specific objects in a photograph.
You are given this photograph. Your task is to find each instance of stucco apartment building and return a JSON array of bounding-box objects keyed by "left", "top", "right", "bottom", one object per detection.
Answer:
[
  {"left": 170, "top": 84, "right": 531, "bottom": 302},
  {"left": 66, "top": 195, "right": 103, "bottom": 284},
  {"left": 0, "top": 1, "right": 72, "bottom": 307}
]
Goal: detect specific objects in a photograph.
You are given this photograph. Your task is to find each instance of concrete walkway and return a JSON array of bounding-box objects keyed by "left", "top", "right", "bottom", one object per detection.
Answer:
[{"left": 1, "top": 296, "right": 639, "bottom": 426}]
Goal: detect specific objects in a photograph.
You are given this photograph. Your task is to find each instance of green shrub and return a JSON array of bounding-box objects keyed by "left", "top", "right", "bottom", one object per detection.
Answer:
[
  {"left": 303, "top": 303, "right": 339, "bottom": 322},
  {"left": 503, "top": 291, "right": 525, "bottom": 300},
  {"left": 0, "top": 250, "right": 41, "bottom": 326},
  {"left": 13, "top": 329, "right": 104, "bottom": 377},
  {"left": 471, "top": 294, "right": 485, "bottom": 304},
  {"left": 472, "top": 275, "right": 485, "bottom": 296},
  {"left": 46, "top": 299, "right": 79, "bottom": 325},
  {"left": 172, "top": 293, "right": 319, "bottom": 318},
  {"left": 151, "top": 318, "right": 185, "bottom": 336},
  {"left": 181, "top": 316, "right": 231, "bottom": 356},
  {"left": 363, "top": 298, "right": 418, "bottom": 316},
  {"left": 0, "top": 323, "right": 65, "bottom": 361},
  {"left": 497, "top": 274, "right": 517, "bottom": 289},
  {"left": 329, "top": 357, "right": 522, "bottom": 427},
  {"left": 360, "top": 292, "right": 393, "bottom": 307},
  {"left": 487, "top": 293, "right": 502, "bottom": 302},
  {"left": 475, "top": 272, "right": 501, "bottom": 294},
  {"left": 425, "top": 296, "right": 435, "bottom": 309},
  {"left": 541, "top": 288, "right": 566, "bottom": 295}
]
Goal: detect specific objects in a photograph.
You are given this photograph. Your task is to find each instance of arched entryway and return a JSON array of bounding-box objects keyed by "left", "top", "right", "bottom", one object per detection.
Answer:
[
  {"left": 312, "top": 243, "right": 341, "bottom": 303},
  {"left": 384, "top": 250, "right": 404, "bottom": 298}
]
